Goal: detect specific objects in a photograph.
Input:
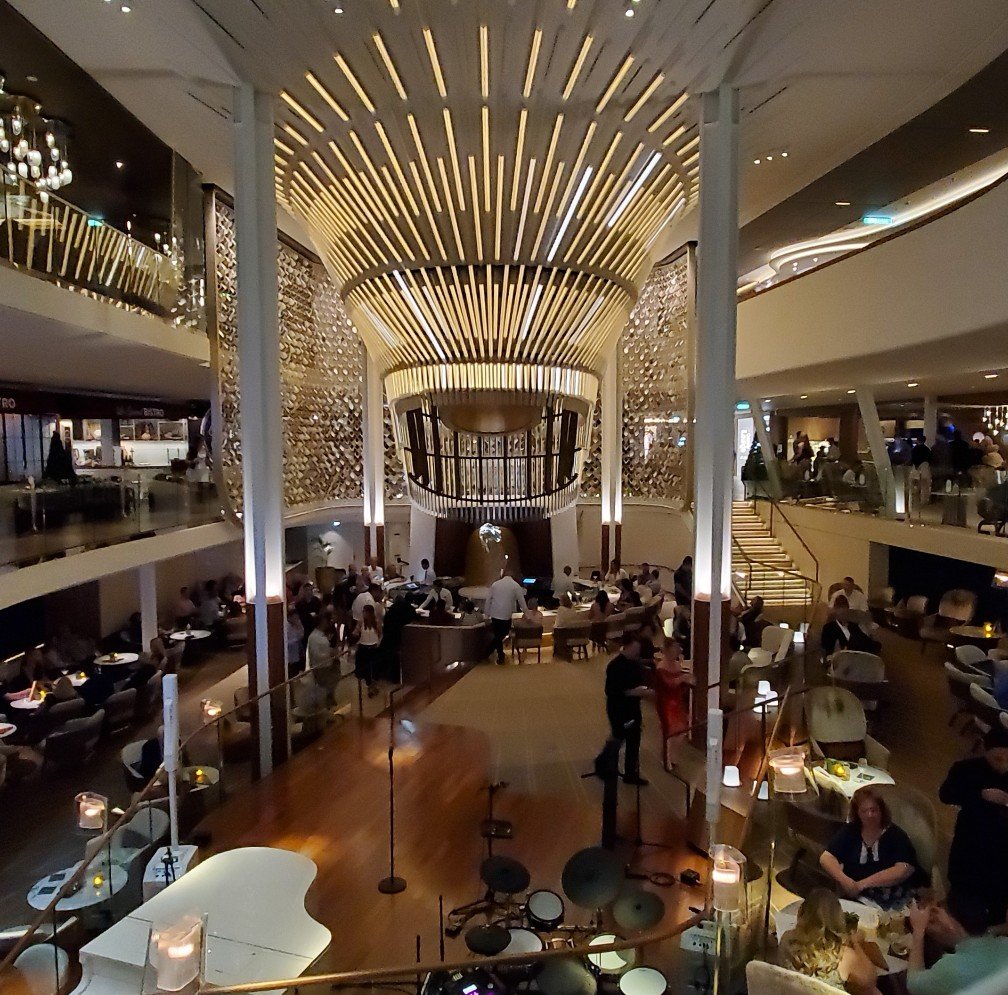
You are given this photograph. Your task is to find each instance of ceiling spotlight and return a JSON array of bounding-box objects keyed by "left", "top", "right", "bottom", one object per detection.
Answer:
[
  {"left": 766, "top": 154, "right": 773, "bottom": 161},
  {"left": 334, "top": 5, "right": 343, "bottom": 12},
  {"left": 800, "top": 394, "right": 808, "bottom": 400},
  {"left": 115, "top": 160, "right": 124, "bottom": 169},
  {"left": 780, "top": 151, "right": 788, "bottom": 158},
  {"left": 753, "top": 158, "right": 761, "bottom": 165},
  {"left": 625, "top": 8, "right": 635, "bottom": 15},
  {"left": 120, "top": 4, "right": 131, "bottom": 11},
  {"left": 835, "top": 200, "right": 851, "bottom": 206},
  {"left": 907, "top": 382, "right": 919, "bottom": 388},
  {"left": 26, "top": 75, "right": 38, "bottom": 83},
  {"left": 969, "top": 127, "right": 990, "bottom": 134},
  {"left": 985, "top": 373, "right": 999, "bottom": 379},
  {"left": 846, "top": 389, "right": 856, "bottom": 394}
]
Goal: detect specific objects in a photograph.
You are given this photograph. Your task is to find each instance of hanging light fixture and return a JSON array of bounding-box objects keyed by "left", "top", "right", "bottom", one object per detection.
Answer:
[{"left": 0, "top": 75, "right": 74, "bottom": 198}]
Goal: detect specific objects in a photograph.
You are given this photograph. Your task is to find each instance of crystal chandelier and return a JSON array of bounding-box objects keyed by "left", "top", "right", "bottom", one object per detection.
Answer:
[{"left": 0, "top": 75, "right": 73, "bottom": 204}]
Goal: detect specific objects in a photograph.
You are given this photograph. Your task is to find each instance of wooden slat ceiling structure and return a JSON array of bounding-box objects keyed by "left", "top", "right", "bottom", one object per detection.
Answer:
[{"left": 270, "top": 0, "right": 695, "bottom": 402}]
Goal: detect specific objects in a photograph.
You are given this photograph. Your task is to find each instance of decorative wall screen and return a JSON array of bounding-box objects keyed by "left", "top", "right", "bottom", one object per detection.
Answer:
[
  {"left": 579, "top": 391, "right": 603, "bottom": 499},
  {"left": 620, "top": 252, "right": 692, "bottom": 507},
  {"left": 209, "top": 193, "right": 365, "bottom": 513}
]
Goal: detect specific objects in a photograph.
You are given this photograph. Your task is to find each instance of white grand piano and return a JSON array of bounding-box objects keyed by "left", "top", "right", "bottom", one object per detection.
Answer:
[{"left": 71, "top": 847, "right": 331, "bottom": 995}]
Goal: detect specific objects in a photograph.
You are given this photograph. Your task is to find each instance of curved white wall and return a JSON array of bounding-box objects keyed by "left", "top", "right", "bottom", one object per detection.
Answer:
[{"left": 736, "top": 180, "right": 1008, "bottom": 393}]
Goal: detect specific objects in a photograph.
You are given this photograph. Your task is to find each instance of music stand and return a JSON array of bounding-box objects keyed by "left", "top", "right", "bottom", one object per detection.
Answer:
[{"left": 378, "top": 686, "right": 407, "bottom": 894}]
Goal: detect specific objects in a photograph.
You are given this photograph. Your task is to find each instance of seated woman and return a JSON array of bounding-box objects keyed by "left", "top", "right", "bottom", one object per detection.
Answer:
[
  {"left": 459, "top": 598, "right": 484, "bottom": 626},
  {"left": 521, "top": 597, "right": 544, "bottom": 625},
  {"left": 820, "top": 786, "right": 921, "bottom": 907},
  {"left": 616, "top": 578, "right": 642, "bottom": 610},
  {"left": 589, "top": 590, "right": 615, "bottom": 621},
  {"left": 778, "top": 888, "right": 883, "bottom": 995}
]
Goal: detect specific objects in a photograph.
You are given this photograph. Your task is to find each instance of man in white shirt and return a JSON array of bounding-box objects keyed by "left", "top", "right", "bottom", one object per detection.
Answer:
[
  {"left": 352, "top": 583, "right": 385, "bottom": 623},
  {"left": 829, "top": 576, "right": 869, "bottom": 614},
  {"left": 485, "top": 572, "right": 528, "bottom": 665},
  {"left": 368, "top": 558, "right": 384, "bottom": 584},
  {"left": 420, "top": 579, "right": 454, "bottom": 612},
  {"left": 306, "top": 618, "right": 335, "bottom": 673},
  {"left": 552, "top": 564, "right": 576, "bottom": 603},
  {"left": 418, "top": 558, "right": 436, "bottom": 586}
]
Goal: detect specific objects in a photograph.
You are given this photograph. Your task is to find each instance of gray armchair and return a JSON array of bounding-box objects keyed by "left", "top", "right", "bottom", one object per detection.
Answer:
[
  {"left": 803, "top": 686, "right": 890, "bottom": 769},
  {"left": 40, "top": 710, "right": 104, "bottom": 772}
]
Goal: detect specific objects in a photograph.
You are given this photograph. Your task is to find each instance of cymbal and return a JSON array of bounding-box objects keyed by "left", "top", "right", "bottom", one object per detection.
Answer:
[
  {"left": 465, "top": 923, "right": 511, "bottom": 956},
  {"left": 561, "top": 847, "right": 623, "bottom": 908},
  {"left": 613, "top": 887, "right": 665, "bottom": 931},
  {"left": 537, "top": 958, "right": 597, "bottom": 995},
  {"left": 480, "top": 855, "right": 531, "bottom": 895}
]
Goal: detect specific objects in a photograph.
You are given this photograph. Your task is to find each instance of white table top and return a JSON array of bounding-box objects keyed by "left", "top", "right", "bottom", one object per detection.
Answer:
[
  {"left": 73, "top": 847, "right": 331, "bottom": 995},
  {"left": 170, "top": 629, "right": 211, "bottom": 642},
  {"left": 95, "top": 652, "right": 138, "bottom": 666},
  {"left": 66, "top": 672, "right": 90, "bottom": 687},
  {"left": 815, "top": 762, "right": 894, "bottom": 799},
  {"left": 28, "top": 859, "right": 128, "bottom": 912},
  {"left": 10, "top": 697, "right": 42, "bottom": 711},
  {"left": 182, "top": 765, "right": 220, "bottom": 789},
  {"left": 0, "top": 721, "right": 17, "bottom": 738}
]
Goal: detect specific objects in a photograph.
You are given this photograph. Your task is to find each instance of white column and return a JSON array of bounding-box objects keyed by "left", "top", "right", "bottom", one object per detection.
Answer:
[
  {"left": 923, "top": 395, "right": 938, "bottom": 446},
  {"left": 694, "top": 84, "right": 739, "bottom": 836},
  {"left": 856, "top": 388, "right": 896, "bottom": 516},
  {"left": 748, "top": 400, "right": 781, "bottom": 500},
  {"left": 234, "top": 84, "right": 286, "bottom": 777},
  {"left": 139, "top": 562, "right": 158, "bottom": 651},
  {"left": 365, "top": 353, "right": 385, "bottom": 551},
  {"left": 600, "top": 354, "right": 622, "bottom": 557}
]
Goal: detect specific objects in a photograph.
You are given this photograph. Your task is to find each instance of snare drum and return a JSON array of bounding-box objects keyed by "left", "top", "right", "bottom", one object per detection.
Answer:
[
  {"left": 526, "top": 889, "right": 565, "bottom": 931},
  {"left": 618, "top": 967, "right": 667, "bottom": 995},
  {"left": 586, "top": 934, "right": 635, "bottom": 977}
]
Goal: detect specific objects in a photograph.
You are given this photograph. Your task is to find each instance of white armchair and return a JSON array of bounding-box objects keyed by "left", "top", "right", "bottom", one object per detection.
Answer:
[
  {"left": 746, "top": 961, "right": 846, "bottom": 995},
  {"left": 803, "top": 686, "right": 890, "bottom": 769}
]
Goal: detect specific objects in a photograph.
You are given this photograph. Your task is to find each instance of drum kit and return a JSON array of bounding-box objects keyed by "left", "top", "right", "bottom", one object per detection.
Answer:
[{"left": 444, "top": 847, "right": 668, "bottom": 995}]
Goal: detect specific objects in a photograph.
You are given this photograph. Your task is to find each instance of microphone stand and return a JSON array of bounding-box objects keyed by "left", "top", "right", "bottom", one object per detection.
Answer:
[{"left": 378, "top": 686, "right": 407, "bottom": 894}]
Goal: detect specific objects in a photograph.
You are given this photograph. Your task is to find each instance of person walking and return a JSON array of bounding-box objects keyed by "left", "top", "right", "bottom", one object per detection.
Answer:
[
  {"left": 485, "top": 570, "right": 528, "bottom": 665},
  {"left": 596, "top": 633, "right": 652, "bottom": 785}
]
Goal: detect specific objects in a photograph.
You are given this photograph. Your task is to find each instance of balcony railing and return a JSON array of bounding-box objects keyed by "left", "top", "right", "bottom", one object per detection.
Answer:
[{"left": 0, "top": 178, "right": 203, "bottom": 327}]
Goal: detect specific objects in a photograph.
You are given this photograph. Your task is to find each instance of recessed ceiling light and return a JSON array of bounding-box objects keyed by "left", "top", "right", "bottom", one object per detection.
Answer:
[
  {"left": 800, "top": 394, "right": 808, "bottom": 399},
  {"left": 780, "top": 151, "right": 788, "bottom": 158},
  {"left": 847, "top": 389, "right": 856, "bottom": 394},
  {"left": 985, "top": 373, "right": 999, "bottom": 379},
  {"left": 762, "top": 398, "right": 771, "bottom": 404},
  {"left": 115, "top": 160, "right": 124, "bottom": 169},
  {"left": 753, "top": 158, "right": 761, "bottom": 165},
  {"left": 334, "top": 5, "right": 343, "bottom": 12},
  {"left": 625, "top": 8, "right": 635, "bottom": 16},
  {"left": 969, "top": 127, "right": 990, "bottom": 134},
  {"left": 907, "top": 382, "right": 918, "bottom": 388},
  {"left": 120, "top": 4, "right": 131, "bottom": 11},
  {"left": 765, "top": 154, "right": 773, "bottom": 161},
  {"left": 26, "top": 75, "right": 38, "bottom": 83},
  {"left": 835, "top": 200, "right": 851, "bottom": 206}
]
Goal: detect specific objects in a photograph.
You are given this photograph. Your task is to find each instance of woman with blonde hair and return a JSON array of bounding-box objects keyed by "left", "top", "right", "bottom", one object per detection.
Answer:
[{"left": 778, "top": 888, "right": 882, "bottom": 994}]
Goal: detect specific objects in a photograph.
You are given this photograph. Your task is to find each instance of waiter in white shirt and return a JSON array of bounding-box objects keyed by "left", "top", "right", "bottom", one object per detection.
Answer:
[
  {"left": 485, "top": 571, "right": 528, "bottom": 665},
  {"left": 418, "top": 558, "right": 437, "bottom": 586},
  {"left": 552, "top": 564, "right": 576, "bottom": 603},
  {"left": 368, "top": 557, "right": 384, "bottom": 584},
  {"left": 420, "top": 579, "right": 454, "bottom": 612}
]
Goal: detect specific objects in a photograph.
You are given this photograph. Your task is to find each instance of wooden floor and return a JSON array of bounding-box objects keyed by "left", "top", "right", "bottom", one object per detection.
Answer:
[{"left": 194, "top": 711, "right": 710, "bottom": 982}]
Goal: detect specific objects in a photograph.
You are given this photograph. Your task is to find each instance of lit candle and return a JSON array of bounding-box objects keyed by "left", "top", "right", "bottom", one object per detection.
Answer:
[
  {"left": 200, "top": 698, "right": 223, "bottom": 722},
  {"left": 710, "top": 844, "right": 745, "bottom": 912},
  {"left": 152, "top": 917, "right": 202, "bottom": 992},
  {"left": 76, "top": 791, "right": 107, "bottom": 830},
  {"left": 769, "top": 747, "right": 808, "bottom": 794},
  {"left": 721, "top": 765, "right": 742, "bottom": 788},
  {"left": 92, "top": 872, "right": 105, "bottom": 888}
]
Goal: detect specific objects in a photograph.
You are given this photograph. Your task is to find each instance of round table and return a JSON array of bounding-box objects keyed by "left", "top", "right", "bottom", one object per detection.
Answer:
[
  {"left": 814, "top": 761, "right": 894, "bottom": 799},
  {"left": 182, "top": 764, "right": 220, "bottom": 791},
  {"left": 170, "top": 629, "right": 212, "bottom": 643},
  {"left": 10, "top": 697, "right": 43, "bottom": 711},
  {"left": 949, "top": 625, "right": 1001, "bottom": 651},
  {"left": 95, "top": 652, "right": 138, "bottom": 667},
  {"left": 66, "top": 672, "right": 89, "bottom": 687},
  {"left": 27, "top": 860, "right": 128, "bottom": 912},
  {"left": 0, "top": 721, "right": 17, "bottom": 739}
]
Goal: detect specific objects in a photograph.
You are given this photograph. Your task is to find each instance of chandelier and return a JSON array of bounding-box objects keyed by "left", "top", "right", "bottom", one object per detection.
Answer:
[
  {"left": 983, "top": 405, "right": 1008, "bottom": 433},
  {"left": 0, "top": 75, "right": 73, "bottom": 203}
]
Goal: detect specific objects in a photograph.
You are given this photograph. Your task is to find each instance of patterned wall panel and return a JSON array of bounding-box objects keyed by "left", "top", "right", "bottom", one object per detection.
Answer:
[
  {"left": 383, "top": 398, "right": 406, "bottom": 501},
  {"left": 211, "top": 194, "right": 366, "bottom": 512},
  {"left": 579, "top": 389, "right": 603, "bottom": 499},
  {"left": 620, "top": 253, "right": 691, "bottom": 507}
]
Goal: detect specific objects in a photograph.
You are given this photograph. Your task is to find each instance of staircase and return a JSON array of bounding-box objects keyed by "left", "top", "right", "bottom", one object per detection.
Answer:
[{"left": 731, "top": 501, "right": 811, "bottom": 606}]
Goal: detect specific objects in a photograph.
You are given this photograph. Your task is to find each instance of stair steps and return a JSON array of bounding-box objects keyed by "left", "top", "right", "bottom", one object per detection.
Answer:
[{"left": 731, "top": 501, "right": 810, "bottom": 607}]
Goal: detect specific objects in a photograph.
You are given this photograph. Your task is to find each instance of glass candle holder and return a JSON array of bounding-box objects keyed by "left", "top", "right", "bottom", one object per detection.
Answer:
[
  {"left": 151, "top": 916, "right": 202, "bottom": 992},
  {"left": 769, "top": 746, "right": 808, "bottom": 794},
  {"left": 710, "top": 844, "right": 746, "bottom": 912},
  {"left": 76, "top": 792, "right": 107, "bottom": 830}
]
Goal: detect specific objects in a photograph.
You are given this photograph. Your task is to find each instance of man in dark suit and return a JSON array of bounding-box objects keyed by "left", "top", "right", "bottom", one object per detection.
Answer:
[{"left": 821, "top": 595, "right": 881, "bottom": 657}]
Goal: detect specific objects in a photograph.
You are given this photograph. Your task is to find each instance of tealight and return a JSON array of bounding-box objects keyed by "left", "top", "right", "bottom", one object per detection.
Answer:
[
  {"left": 710, "top": 844, "right": 746, "bottom": 912},
  {"left": 769, "top": 746, "right": 808, "bottom": 794},
  {"left": 76, "top": 792, "right": 107, "bottom": 830},
  {"left": 151, "top": 916, "right": 202, "bottom": 992}
]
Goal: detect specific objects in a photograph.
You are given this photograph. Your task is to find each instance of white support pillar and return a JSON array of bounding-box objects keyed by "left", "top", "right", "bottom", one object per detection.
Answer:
[
  {"left": 139, "top": 562, "right": 158, "bottom": 652},
  {"left": 600, "top": 353, "right": 622, "bottom": 569},
  {"left": 364, "top": 353, "right": 385, "bottom": 563},
  {"left": 856, "top": 388, "right": 897, "bottom": 516},
  {"left": 234, "top": 84, "right": 287, "bottom": 778},
  {"left": 923, "top": 395, "right": 938, "bottom": 446},
  {"left": 748, "top": 400, "right": 782, "bottom": 501},
  {"left": 694, "top": 84, "right": 739, "bottom": 843}
]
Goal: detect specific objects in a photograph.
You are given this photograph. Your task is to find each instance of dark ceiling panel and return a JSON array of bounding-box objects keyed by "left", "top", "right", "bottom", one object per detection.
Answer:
[{"left": 740, "top": 47, "right": 1008, "bottom": 273}]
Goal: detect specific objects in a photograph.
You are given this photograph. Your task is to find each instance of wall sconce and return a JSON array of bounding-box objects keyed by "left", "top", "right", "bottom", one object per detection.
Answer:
[
  {"left": 76, "top": 792, "right": 108, "bottom": 831},
  {"left": 710, "top": 844, "right": 746, "bottom": 912},
  {"left": 200, "top": 698, "right": 223, "bottom": 723},
  {"left": 769, "top": 746, "right": 808, "bottom": 794},
  {"left": 721, "top": 765, "right": 742, "bottom": 788},
  {"left": 149, "top": 916, "right": 203, "bottom": 992}
]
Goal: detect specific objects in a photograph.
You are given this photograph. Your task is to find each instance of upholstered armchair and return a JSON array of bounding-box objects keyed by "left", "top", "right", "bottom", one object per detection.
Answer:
[{"left": 803, "top": 686, "right": 890, "bottom": 769}]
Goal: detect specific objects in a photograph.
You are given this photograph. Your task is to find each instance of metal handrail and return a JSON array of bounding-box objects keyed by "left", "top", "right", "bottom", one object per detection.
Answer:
[{"left": 767, "top": 498, "right": 820, "bottom": 586}]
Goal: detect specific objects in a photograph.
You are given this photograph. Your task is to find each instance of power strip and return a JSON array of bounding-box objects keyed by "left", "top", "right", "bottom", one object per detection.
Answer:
[{"left": 680, "top": 919, "right": 718, "bottom": 955}]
